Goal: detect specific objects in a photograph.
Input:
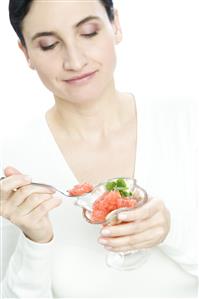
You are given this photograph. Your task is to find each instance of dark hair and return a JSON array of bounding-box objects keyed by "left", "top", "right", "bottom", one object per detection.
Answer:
[{"left": 9, "top": 0, "right": 114, "bottom": 47}]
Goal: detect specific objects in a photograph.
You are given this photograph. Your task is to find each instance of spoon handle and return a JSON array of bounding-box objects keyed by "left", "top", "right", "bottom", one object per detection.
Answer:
[
  {"left": 30, "top": 182, "right": 68, "bottom": 196},
  {"left": 0, "top": 177, "right": 68, "bottom": 197}
]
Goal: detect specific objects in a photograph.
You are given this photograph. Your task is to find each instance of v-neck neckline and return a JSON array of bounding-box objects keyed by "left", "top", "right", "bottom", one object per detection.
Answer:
[
  {"left": 40, "top": 96, "right": 143, "bottom": 187},
  {"left": 40, "top": 114, "right": 79, "bottom": 189}
]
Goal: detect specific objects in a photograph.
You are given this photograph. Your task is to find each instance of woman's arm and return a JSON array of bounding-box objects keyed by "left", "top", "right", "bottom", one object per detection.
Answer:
[
  {"left": 1, "top": 219, "right": 54, "bottom": 298},
  {"left": 0, "top": 167, "right": 62, "bottom": 297}
]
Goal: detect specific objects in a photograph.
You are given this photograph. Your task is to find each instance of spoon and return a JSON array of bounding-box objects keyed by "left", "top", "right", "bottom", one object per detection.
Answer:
[
  {"left": 0, "top": 176, "right": 111, "bottom": 199},
  {"left": 0, "top": 176, "right": 71, "bottom": 198},
  {"left": 0, "top": 176, "right": 137, "bottom": 199},
  {"left": 1, "top": 176, "right": 147, "bottom": 224}
]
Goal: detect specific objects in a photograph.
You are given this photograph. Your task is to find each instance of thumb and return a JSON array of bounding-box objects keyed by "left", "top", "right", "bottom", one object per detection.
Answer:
[{"left": 4, "top": 166, "right": 22, "bottom": 177}]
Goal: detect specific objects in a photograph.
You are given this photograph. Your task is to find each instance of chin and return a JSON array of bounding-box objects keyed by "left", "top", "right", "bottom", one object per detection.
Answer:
[
  {"left": 57, "top": 86, "right": 108, "bottom": 105},
  {"left": 63, "top": 93, "right": 101, "bottom": 105},
  {"left": 53, "top": 73, "right": 114, "bottom": 104}
]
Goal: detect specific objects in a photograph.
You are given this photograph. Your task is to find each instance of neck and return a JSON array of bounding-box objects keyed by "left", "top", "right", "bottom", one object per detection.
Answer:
[{"left": 47, "top": 87, "right": 127, "bottom": 141}]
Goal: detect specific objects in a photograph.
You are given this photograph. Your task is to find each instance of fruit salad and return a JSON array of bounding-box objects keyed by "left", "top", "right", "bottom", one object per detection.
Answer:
[{"left": 69, "top": 178, "right": 141, "bottom": 223}]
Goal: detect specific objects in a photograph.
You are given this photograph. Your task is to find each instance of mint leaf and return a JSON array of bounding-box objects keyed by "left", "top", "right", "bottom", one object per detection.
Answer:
[
  {"left": 116, "top": 187, "right": 128, "bottom": 191},
  {"left": 105, "top": 181, "right": 117, "bottom": 191},
  {"left": 116, "top": 178, "right": 127, "bottom": 188},
  {"left": 119, "top": 190, "right": 133, "bottom": 197},
  {"left": 105, "top": 178, "right": 132, "bottom": 198},
  {"left": 119, "top": 190, "right": 129, "bottom": 197}
]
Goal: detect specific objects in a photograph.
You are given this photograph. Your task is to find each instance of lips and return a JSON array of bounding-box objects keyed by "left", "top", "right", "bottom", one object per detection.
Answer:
[{"left": 64, "top": 70, "right": 97, "bottom": 84}]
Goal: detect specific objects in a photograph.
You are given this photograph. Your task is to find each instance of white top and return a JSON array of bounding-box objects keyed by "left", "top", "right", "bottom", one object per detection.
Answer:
[{"left": 1, "top": 97, "right": 198, "bottom": 298}]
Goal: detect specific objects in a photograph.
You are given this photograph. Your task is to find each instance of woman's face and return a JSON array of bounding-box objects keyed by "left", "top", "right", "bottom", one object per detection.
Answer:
[{"left": 21, "top": 0, "right": 122, "bottom": 104}]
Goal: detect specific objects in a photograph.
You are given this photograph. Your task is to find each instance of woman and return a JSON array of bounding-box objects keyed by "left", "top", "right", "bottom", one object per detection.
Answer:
[{"left": 1, "top": 0, "right": 198, "bottom": 297}]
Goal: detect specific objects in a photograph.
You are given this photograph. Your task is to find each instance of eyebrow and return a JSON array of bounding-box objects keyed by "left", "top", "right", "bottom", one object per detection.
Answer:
[{"left": 31, "top": 16, "right": 101, "bottom": 42}]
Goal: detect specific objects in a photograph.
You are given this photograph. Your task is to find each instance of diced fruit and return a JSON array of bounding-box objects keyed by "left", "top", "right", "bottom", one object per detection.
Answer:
[
  {"left": 69, "top": 178, "right": 141, "bottom": 224},
  {"left": 68, "top": 183, "right": 93, "bottom": 196},
  {"left": 91, "top": 191, "right": 137, "bottom": 223}
]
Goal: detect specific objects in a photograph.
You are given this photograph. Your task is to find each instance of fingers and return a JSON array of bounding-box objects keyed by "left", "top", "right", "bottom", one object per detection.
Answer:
[
  {"left": 9, "top": 184, "right": 56, "bottom": 206},
  {"left": 104, "top": 240, "right": 154, "bottom": 252},
  {"left": 117, "top": 199, "right": 164, "bottom": 222},
  {"left": 2, "top": 192, "right": 49, "bottom": 220},
  {"left": 100, "top": 210, "right": 166, "bottom": 237},
  {"left": 15, "top": 193, "right": 55, "bottom": 216},
  {"left": 4, "top": 166, "right": 22, "bottom": 176},
  {"left": 98, "top": 199, "right": 170, "bottom": 251},
  {"left": 1, "top": 178, "right": 56, "bottom": 221},
  {"left": 1, "top": 167, "right": 62, "bottom": 243},
  {"left": 0, "top": 175, "right": 32, "bottom": 200},
  {"left": 24, "top": 196, "right": 62, "bottom": 223},
  {"left": 11, "top": 184, "right": 55, "bottom": 205},
  {"left": 10, "top": 195, "right": 62, "bottom": 226},
  {"left": 99, "top": 226, "right": 164, "bottom": 252}
]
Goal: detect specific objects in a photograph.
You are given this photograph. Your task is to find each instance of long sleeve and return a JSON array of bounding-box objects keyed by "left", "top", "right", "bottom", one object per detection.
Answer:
[
  {"left": 159, "top": 212, "right": 198, "bottom": 278},
  {"left": 159, "top": 99, "right": 199, "bottom": 278},
  {"left": 1, "top": 218, "right": 53, "bottom": 298},
  {"left": 136, "top": 97, "right": 199, "bottom": 280}
]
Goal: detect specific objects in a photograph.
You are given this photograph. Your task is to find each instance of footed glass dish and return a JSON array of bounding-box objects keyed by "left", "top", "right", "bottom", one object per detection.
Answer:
[{"left": 75, "top": 177, "right": 150, "bottom": 270}]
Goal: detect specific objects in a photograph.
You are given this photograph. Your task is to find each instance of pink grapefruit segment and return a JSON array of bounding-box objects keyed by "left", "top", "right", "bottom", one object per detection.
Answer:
[
  {"left": 68, "top": 183, "right": 93, "bottom": 196},
  {"left": 91, "top": 191, "right": 137, "bottom": 223}
]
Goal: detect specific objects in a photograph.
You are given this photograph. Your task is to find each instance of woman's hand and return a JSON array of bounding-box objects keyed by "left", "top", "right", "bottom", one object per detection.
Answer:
[
  {"left": 0, "top": 166, "right": 62, "bottom": 243},
  {"left": 98, "top": 199, "right": 170, "bottom": 252}
]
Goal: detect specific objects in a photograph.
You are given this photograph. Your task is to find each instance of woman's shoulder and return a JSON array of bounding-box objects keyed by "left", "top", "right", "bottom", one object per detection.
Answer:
[
  {"left": 135, "top": 95, "right": 198, "bottom": 122},
  {"left": 3, "top": 113, "right": 47, "bottom": 145},
  {"left": 2, "top": 113, "right": 49, "bottom": 171},
  {"left": 135, "top": 96, "right": 198, "bottom": 157}
]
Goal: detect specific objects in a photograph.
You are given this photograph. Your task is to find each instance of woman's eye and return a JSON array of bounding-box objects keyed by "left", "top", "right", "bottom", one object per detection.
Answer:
[
  {"left": 40, "top": 42, "right": 58, "bottom": 51},
  {"left": 81, "top": 32, "right": 98, "bottom": 38}
]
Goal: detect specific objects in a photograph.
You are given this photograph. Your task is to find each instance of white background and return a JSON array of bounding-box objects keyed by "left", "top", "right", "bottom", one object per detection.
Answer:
[{"left": 1, "top": 0, "right": 199, "bottom": 136}]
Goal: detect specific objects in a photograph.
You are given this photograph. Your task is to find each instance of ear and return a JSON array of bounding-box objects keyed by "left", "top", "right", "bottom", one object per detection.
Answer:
[
  {"left": 18, "top": 40, "right": 35, "bottom": 70},
  {"left": 112, "top": 9, "right": 123, "bottom": 44}
]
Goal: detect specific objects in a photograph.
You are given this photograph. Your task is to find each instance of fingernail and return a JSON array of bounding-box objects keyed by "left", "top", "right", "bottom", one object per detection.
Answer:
[
  {"left": 101, "top": 229, "right": 111, "bottom": 236},
  {"left": 118, "top": 213, "right": 127, "bottom": 220},
  {"left": 24, "top": 175, "right": 32, "bottom": 182},
  {"left": 98, "top": 238, "right": 108, "bottom": 245}
]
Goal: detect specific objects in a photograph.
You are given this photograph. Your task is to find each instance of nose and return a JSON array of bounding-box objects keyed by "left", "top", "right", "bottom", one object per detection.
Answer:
[{"left": 63, "top": 43, "right": 88, "bottom": 72}]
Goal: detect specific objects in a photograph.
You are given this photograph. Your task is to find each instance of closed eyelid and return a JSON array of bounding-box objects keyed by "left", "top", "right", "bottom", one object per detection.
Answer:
[
  {"left": 75, "top": 16, "right": 101, "bottom": 28},
  {"left": 31, "top": 16, "right": 101, "bottom": 41},
  {"left": 79, "top": 21, "right": 100, "bottom": 31},
  {"left": 38, "top": 38, "right": 59, "bottom": 46}
]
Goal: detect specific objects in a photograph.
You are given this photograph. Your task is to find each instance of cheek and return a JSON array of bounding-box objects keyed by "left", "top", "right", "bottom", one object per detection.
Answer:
[
  {"left": 102, "top": 42, "right": 117, "bottom": 71},
  {"left": 100, "top": 44, "right": 117, "bottom": 79},
  {"left": 33, "top": 57, "right": 59, "bottom": 87},
  {"left": 90, "top": 38, "right": 117, "bottom": 72}
]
